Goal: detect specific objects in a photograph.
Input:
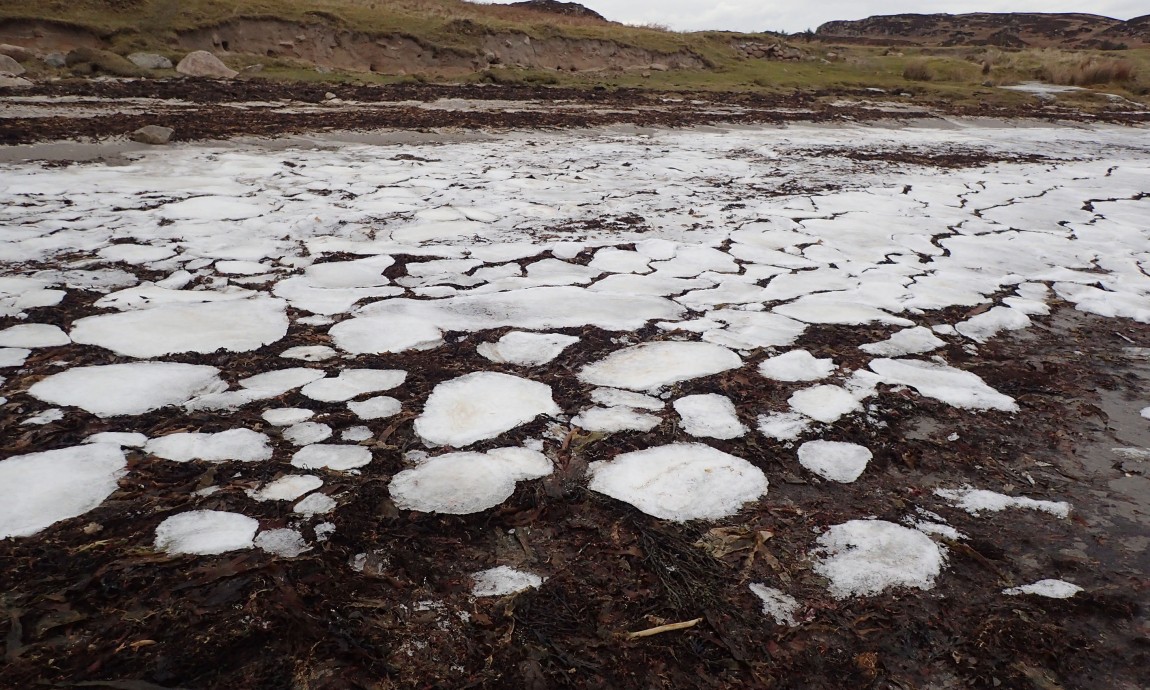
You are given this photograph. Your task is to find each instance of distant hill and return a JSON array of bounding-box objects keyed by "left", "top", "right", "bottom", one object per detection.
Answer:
[
  {"left": 815, "top": 13, "right": 1148, "bottom": 49},
  {"left": 507, "top": 1, "right": 608, "bottom": 23}
]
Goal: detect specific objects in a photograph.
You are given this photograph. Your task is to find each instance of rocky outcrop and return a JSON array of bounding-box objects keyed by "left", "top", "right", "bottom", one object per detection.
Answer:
[
  {"left": 130, "top": 125, "right": 175, "bottom": 145},
  {"left": 65, "top": 47, "right": 145, "bottom": 77},
  {"left": 506, "top": 1, "right": 608, "bottom": 22},
  {"left": 176, "top": 50, "right": 238, "bottom": 78}
]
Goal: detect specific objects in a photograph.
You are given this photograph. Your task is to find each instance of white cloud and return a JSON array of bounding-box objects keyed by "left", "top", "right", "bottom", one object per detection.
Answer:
[{"left": 473, "top": 1, "right": 1146, "bottom": 34}]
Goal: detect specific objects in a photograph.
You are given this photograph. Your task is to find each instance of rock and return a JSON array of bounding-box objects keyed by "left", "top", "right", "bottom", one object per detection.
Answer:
[
  {"left": 0, "top": 75, "right": 33, "bottom": 88},
  {"left": 0, "top": 54, "right": 25, "bottom": 76},
  {"left": 41, "top": 52, "right": 66, "bottom": 68},
  {"left": 65, "top": 47, "right": 145, "bottom": 77},
  {"left": 324, "top": 91, "right": 337, "bottom": 100},
  {"left": 130, "top": 125, "right": 174, "bottom": 145},
  {"left": 176, "top": 50, "right": 238, "bottom": 78},
  {"left": 128, "top": 52, "right": 173, "bottom": 70},
  {"left": 649, "top": 63, "right": 668, "bottom": 71},
  {"left": 0, "top": 44, "right": 35, "bottom": 62}
]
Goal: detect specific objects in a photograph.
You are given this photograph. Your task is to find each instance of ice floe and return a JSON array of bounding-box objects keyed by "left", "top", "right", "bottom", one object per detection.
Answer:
[
  {"left": 757, "top": 411, "right": 811, "bottom": 442},
  {"left": 282, "top": 422, "right": 333, "bottom": 445},
  {"left": 797, "top": 440, "right": 872, "bottom": 483},
  {"left": 85, "top": 431, "right": 148, "bottom": 448},
  {"left": 294, "top": 493, "right": 337, "bottom": 516},
  {"left": 0, "top": 323, "right": 70, "bottom": 348},
  {"left": 329, "top": 315, "right": 444, "bottom": 354},
  {"left": 590, "top": 388, "right": 665, "bottom": 411},
  {"left": 472, "top": 566, "right": 544, "bottom": 597},
  {"left": 572, "top": 406, "right": 662, "bottom": 433},
  {"left": 348, "top": 396, "right": 403, "bottom": 420},
  {"left": 29, "top": 362, "right": 225, "bottom": 417},
  {"left": 955, "top": 306, "right": 1031, "bottom": 343},
  {"left": 301, "top": 369, "right": 407, "bottom": 402},
  {"left": 869, "top": 359, "right": 1018, "bottom": 412},
  {"left": 0, "top": 348, "right": 29, "bottom": 367},
  {"left": 859, "top": 327, "right": 945, "bottom": 357},
  {"left": 587, "top": 443, "right": 768, "bottom": 522},
  {"left": 934, "top": 487, "right": 1070, "bottom": 518},
  {"left": 477, "top": 331, "right": 579, "bottom": 366},
  {"left": 415, "top": 372, "right": 560, "bottom": 447},
  {"left": 70, "top": 298, "right": 289, "bottom": 358},
  {"left": 262, "top": 408, "right": 315, "bottom": 426},
  {"left": 1003, "top": 579, "right": 1082, "bottom": 599},
  {"left": 788, "top": 385, "right": 861, "bottom": 424},
  {"left": 578, "top": 342, "right": 742, "bottom": 392},
  {"left": 145, "top": 429, "right": 273, "bottom": 463},
  {"left": 0, "top": 444, "right": 127, "bottom": 539},
  {"left": 291, "top": 444, "right": 374, "bottom": 472},
  {"left": 247, "top": 475, "right": 324, "bottom": 502},
  {"left": 758, "top": 350, "right": 836, "bottom": 382},
  {"left": 239, "top": 368, "right": 326, "bottom": 396},
  {"left": 673, "top": 394, "right": 747, "bottom": 439},
  {"left": 812, "top": 520, "right": 945, "bottom": 598},
  {"left": 154, "top": 510, "right": 259, "bottom": 555},
  {"left": 281, "top": 345, "right": 338, "bottom": 361},
  {"left": 389, "top": 447, "right": 553, "bottom": 514}
]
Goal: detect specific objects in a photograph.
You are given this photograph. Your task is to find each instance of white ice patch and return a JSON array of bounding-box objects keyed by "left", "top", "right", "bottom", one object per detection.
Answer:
[
  {"left": 301, "top": 369, "right": 407, "bottom": 403},
  {"left": 757, "top": 411, "right": 811, "bottom": 441},
  {"left": 0, "top": 348, "right": 30, "bottom": 367},
  {"left": 415, "top": 372, "right": 560, "bottom": 447},
  {"left": 262, "top": 408, "right": 315, "bottom": 426},
  {"left": 788, "top": 385, "right": 861, "bottom": 424},
  {"left": 578, "top": 342, "right": 742, "bottom": 392},
  {"left": 355, "top": 286, "right": 683, "bottom": 332},
  {"left": 22, "top": 408, "right": 63, "bottom": 425},
  {"left": 477, "top": 331, "right": 579, "bottom": 366},
  {"left": 590, "top": 388, "right": 664, "bottom": 411},
  {"left": 749, "top": 584, "right": 801, "bottom": 626},
  {"left": 255, "top": 528, "right": 311, "bottom": 558},
  {"left": 98, "top": 243, "right": 176, "bottom": 265},
  {"left": 1003, "top": 579, "right": 1082, "bottom": 599},
  {"left": 797, "top": 440, "right": 872, "bottom": 483},
  {"left": 389, "top": 447, "right": 553, "bottom": 514},
  {"left": 154, "top": 510, "right": 259, "bottom": 556},
  {"left": 934, "top": 487, "right": 1070, "bottom": 518},
  {"left": 955, "top": 307, "right": 1031, "bottom": 343},
  {"left": 70, "top": 298, "right": 288, "bottom": 358},
  {"left": 294, "top": 493, "right": 337, "bottom": 516},
  {"left": 758, "top": 350, "right": 836, "bottom": 382},
  {"left": 812, "top": 520, "right": 945, "bottom": 598},
  {"left": 472, "top": 566, "right": 544, "bottom": 597},
  {"left": 239, "top": 368, "right": 326, "bottom": 396},
  {"left": 145, "top": 429, "right": 273, "bottom": 463},
  {"left": 348, "top": 396, "right": 403, "bottom": 420},
  {"left": 0, "top": 323, "right": 70, "bottom": 348},
  {"left": 572, "top": 406, "right": 662, "bottom": 433},
  {"left": 282, "top": 422, "right": 333, "bottom": 445},
  {"left": 673, "top": 394, "right": 747, "bottom": 439},
  {"left": 280, "top": 345, "right": 338, "bottom": 361},
  {"left": 869, "top": 359, "right": 1018, "bottom": 412},
  {"left": 291, "top": 444, "right": 374, "bottom": 472},
  {"left": 329, "top": 315, "right": 444, "bottom": 354},
  {"left": 342, "top": 426, "right": 373, "bottom": 442},
  {"left": 859, "top": 327, "right": 944, "bottom": 357},
  {"left": 0, "top": 444, "right": 127, "bottom": 539},
  {"left": 587, "top": 443, "right": 768, "bottom": 522},
  {"left": 28, "top": 362, "right": 225, "bottom": 417},
  {"left": 774, "top": 300, "right": 913, "bottom": 327},
  {"left": 247, "top": 475, "right": 324, "bottom": 502}
]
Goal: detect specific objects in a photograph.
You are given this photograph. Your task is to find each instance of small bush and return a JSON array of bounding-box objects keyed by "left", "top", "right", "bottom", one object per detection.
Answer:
[
  {"left": 903, "top": 60, "right": 933, "bottom": 82},
  {"left": 1041, "top": 58, "right": 1136, "bottom": 86}
]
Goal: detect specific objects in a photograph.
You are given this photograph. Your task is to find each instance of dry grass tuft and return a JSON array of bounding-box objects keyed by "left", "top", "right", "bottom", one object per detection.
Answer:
[{"left": 902, "top": 60, "right": 933, "bottom": 81}]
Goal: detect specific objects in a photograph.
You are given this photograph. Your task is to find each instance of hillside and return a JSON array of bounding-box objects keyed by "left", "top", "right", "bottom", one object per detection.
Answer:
[
  {"left": 816, "top": 13, "right": 1148, "bottom": 49},
  {"left": 0, "top": 0, "right": 751, "bottom": 76}
]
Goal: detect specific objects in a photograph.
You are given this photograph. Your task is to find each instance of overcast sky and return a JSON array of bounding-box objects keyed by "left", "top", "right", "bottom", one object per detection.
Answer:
[{"left": 474, "top": 1, "right": 1146, "bottom": 34}]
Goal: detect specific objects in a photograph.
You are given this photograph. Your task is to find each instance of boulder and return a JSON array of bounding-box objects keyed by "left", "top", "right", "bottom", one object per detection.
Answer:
[
  {"left": 41, "top": 52, "right": 66, "bottom": 68},
  {"left": 65, "top": 47, "right": 145, "bottom": 77},
  {"left": 176, "top": 51, "right": 237, "bottom": 78},
  {"left": 0, "top": 75, "right": 32, "bottom": 88},
  {"left": 0, "top": 54, "right": 25, "bottom": 76},
  {"left": 128, "top": 52, "right": 173, "bottom": 70},
  {"left": 0, "top": 44, "right": 35, "bottom": 62},
  {"left": 130, "top": 125, "right": 174, "bottom": 145}
]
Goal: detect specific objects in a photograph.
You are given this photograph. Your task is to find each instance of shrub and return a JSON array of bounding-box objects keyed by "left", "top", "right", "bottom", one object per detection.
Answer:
[{"left": 902, "top": 60, "right": 933, "bottom": 81}]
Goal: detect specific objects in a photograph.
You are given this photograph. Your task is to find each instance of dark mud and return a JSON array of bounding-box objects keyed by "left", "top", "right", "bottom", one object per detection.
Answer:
[
  {"left": 1, "top": 267, "right": 1148, "bottom": 690},
  {"left": 1, "top": 80, "right": 1148, "bottom": 147}
]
